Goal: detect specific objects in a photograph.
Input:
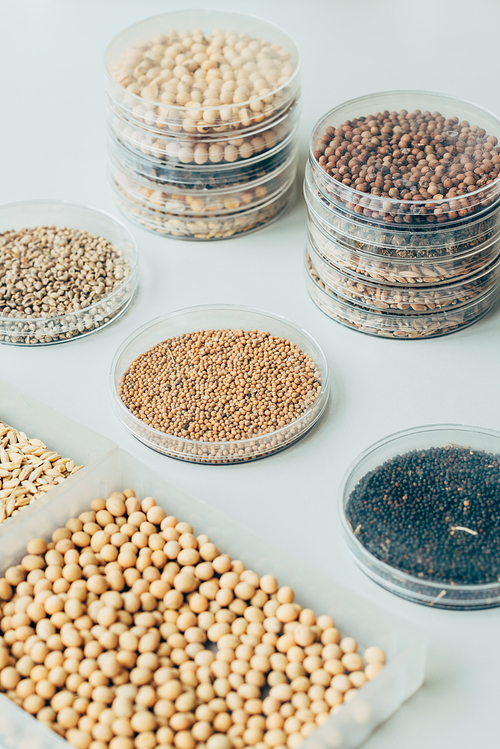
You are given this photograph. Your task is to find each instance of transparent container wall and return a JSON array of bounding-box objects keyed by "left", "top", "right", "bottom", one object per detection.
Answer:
[
  {"left": 307, "top": 208, "right": 500, "bottom": 287},
  {"left": 108, "top": 101, "right": 300, "bottom": 167},
  {"left": 310, "top": 91, "right": 500, "bottom": 225},
  {"left": 110, "top": 304, "right": 328, "bottom": 463},
  {"left": 113, "top": 179, "right": 296, "bottom": 241},
  {"left": 304, "top": 165, "right": 500, "bottom": 257},
  {"left": 0, "top": 201, "right": 138, "bottom": 345},
  {"left": 111, "top": 149, "right": 298, "bottom": 216},
  {"left": 0, "top": 379, "right": 116, "bottom": 532},
  {"left": 340, "top": 425, "right": 500, "bottom": 609},
  {"left": 305, "top": 259, "right": 500, "bottom": 339},
  {"left": 105, "top": 10, "right": 300, "bottom": 134},
  {"left": 109, "top": 126, "right": 299, "bottom": 189},
  {"left": 307, "top": 234, "right": 500, "bottom": 313},
  {"left": 0, "top": 448, "right": 426, "bottom": 749}
]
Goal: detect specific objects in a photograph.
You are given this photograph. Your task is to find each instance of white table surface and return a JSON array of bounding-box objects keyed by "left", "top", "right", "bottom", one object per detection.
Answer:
[{"left": 1, "top": 0, "right": 500, "bottom": 746}]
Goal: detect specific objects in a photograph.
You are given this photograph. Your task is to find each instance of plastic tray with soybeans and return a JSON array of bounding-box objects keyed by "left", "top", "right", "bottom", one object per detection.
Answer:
[{"left": 0, "top": 449, "right": 426, "bottom": 749}]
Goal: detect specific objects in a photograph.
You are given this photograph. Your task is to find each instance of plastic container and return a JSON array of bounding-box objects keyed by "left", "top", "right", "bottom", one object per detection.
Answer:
[
  {"left": 308, "top": 205, "right": 500, "bottom": 286},
  {"left": 108, "top": 100, "right": 300, "bottom": 168},
  {"left": 0, "top": 447, "right": 426, "bottom": 749},
  {"left": 110, "top": 305, "right": 329, "bottom": 463},
  {"left": 304, "top": 163, "right": 500, "bottom": 259},
  {"left": 0, "top": 379, "right": 116, "bottom": 529},
  {"left": 0, "top": 201, "right": 138, "bottom": 346},
  {"left": 340, "top": 424, "right": 500, "bottom": 609},
  {"left": 113, "top": 177, "right": 296, "bottom": 240},
  {"left": 105, "top": 10, "right": 300, "bottom": 135},
  {"left": 310, "top": 91, "right": 500, "bottom": 226},
  {"left": 111, "top": 146, "right": 298, "bottom": 216},
  {"left": 110, "top": 126, "right": 298, "bottom": 192},
  {"left": 307, "top": 234, "right": 500, "bottom": 313},
  {"left": 305, "top": 255, "right": 500, "bottom": 339}
]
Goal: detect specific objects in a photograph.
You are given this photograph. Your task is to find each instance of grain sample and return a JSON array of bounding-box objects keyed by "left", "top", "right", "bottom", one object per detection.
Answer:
[
  {"left": 0, "top": 490, "right": 386, "bottom": 749},
  {"left": 118, "top": 329, "right": 322, "bottom": 442},
  {"left": 0, "top": 419, "right": 82, "bottom": 525}
]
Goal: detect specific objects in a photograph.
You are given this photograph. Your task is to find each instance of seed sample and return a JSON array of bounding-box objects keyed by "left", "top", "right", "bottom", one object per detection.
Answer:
[
  {"left": 345, "top": 446, "right": 500, "bottom": 585},
  {"left": 308, "top": 237, "right": 500, "bottom": 313},
  {"left": 111, "top": 107, "right": 297, "bottom": 168},
  {"left": 0, "top": 227, "right": 130, "bottom": 319},
  {"left": 0, "top": 225, "right": 134, "bottom": 345},
  {"left": 0, "top": 419, "right": 82, "bottom": 525},
  {"left": 114, "top": 178, "right": 295, "bottom": 240},
  {"left": 0, "top": 490, "right": 386, "bottom": 749},
  {"left": 309, "top": 216, "right": 500, "bottom": 287},
  {"left": 110, "top": 24, "right": 296, "bottom": 133},
  {"left": 306, "top": 256, "right": 498, "bottom": 339},
  {"left": 119, "top": 329, "right": 322, "bottom": 441},
  {"left": 312, "top": 107, "right": 500, "bottom": 224}
]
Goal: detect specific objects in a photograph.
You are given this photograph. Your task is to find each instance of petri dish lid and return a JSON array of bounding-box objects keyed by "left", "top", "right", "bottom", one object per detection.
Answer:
[
  {"left": 309, "top": 91, "right": 500, "bottom": 226},
  {"left": 105, "top": 9, "right": 300, "bottom": 135},
  {"left": 340, "top": 425, "right": 500, "bottom": 609}
]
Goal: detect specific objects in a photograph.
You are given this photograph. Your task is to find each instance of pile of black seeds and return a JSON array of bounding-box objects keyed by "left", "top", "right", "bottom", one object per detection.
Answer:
[{"left": 346, "top": 445, "right": 500, "bottom": 585}]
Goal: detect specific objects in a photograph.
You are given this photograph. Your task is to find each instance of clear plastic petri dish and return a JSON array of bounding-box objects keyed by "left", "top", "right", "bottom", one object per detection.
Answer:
[
  {"left": 112, "top": 177, "right": 296, "bottom": 240},
  {"left": 309, "top": 91, "right": 500, "bottom": 226},
  {"left": 109, "top": 121, "right": 299, "bottom": 189},
  {"left": 307, "top": 203, "right": 500, "bottom": 286},
  {"left": 304, "top": 162, "right": 500, "bottom": 257},
  {"left": 307, "top": 233, "right": 500, "bottom": 313},
  {"left": 305, "top": 254, "right": 499, "bottom": 339},
  {"left": 0, "top": 201, "right": 138, "bottom": 346},
  {"left": 111, "top": 146, "right": 298, "bottom": 216},
  {"left": 108, "top": 100, "right": 300, "bottom": 167},
  {"left": 110, "top": 305, "right": 329, "bottom": 464},
  {"left": 340, "top": 424, "right": 500, "bottom": 609},
  {"left": 105, "top": 9, "right": 300, "bottom": 135}
]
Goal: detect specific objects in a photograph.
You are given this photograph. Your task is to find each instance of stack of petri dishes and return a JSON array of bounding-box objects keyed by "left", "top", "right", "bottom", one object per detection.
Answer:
[
  {"left": 105, "top": 10, "right": 300, "bottom": 240},
  {"left": 305, "top": 91, "right": 500, "bottom": 338}
]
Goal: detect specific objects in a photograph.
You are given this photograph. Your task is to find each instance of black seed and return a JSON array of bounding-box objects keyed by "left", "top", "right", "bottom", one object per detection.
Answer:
[{"left": 346, "top": 446, "right": 500, "bottom": 585}]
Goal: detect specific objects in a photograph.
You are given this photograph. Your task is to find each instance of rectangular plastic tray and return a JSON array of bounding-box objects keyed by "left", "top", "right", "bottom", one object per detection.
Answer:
[
  {"left": 0, "top": 379, "right": 116, "bottom": 533},
  {"left": 0, "top": 448, "right": 427, "bottom": 749}
]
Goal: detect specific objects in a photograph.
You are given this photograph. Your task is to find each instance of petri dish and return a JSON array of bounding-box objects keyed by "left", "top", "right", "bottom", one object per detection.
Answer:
[
  {"left": 112, "top": 177, "right": 296, "bottom": 240},
  {"left": 307, "top": 233, "right": 500, "bottom": 313},
  {"left": 307, "top": 205, "right": 500, "bottom": 286},
  {"left": 304, "top": 162, "right": 500, "bottom": 259},
  {"left": 110, "top": 305, "right": 329, "bottom": 463},
  {"left": 111, "top": 146, "right": 298, "bottom": 216},
  {"left": 340, "top": 424, "right": 500, "bottom": 609},
  {"left": 305, "top": 254, "right": 500, "bottom": 339},
  {"left": 105, "top": 9, "right": 300, "bottom": 134},
  {"left": 0, "top": 201, "right": 138, "bottom": 346},
  {"left": 309, "top": 91, "right": 500, "bottom": 226}
]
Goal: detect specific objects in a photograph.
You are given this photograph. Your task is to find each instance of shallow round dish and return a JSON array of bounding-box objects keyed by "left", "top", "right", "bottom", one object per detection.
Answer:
[
  {"left": 110, "top": 122, "right": 299, "bottom": 190},
  {"left": 113, "top": 178, "right": 296, "bottom": 240},
  {"left": 310, "top": 91, "right": 500, "bottom": 226},
  {"left": 304, "top": 163, "right": 500, "bottom": 257},
  {"left": 307, "top": 233, "right": 500, "bottom": 313},
  {"left": 307, "top": 205, "right": 500, "bottom": 286},
  {"left": 111, "top": 147, "right": 298, "bottom": 216},
  {"left": 105, "top": 9, "right": 300, "bottom": 135},
  {"left": 0, "top": 201, "right": 138, "bottom": 346},
  {"left": 108, "top": 101, "right": 299, "bottom": 167},
  {"left": 305, "top": 255, "right": 499, "bottom": 339},
  {"left": 110, "top": 305, "right": 329, "bottom": 464},
  {"left": 340, "top": 424, "right": 500, "bottom": 609}
]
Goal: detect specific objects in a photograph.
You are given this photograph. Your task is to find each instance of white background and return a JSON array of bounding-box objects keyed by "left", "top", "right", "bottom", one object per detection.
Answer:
[{"left": 1, "top": 1, "right": 500, "bottom": 747}]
